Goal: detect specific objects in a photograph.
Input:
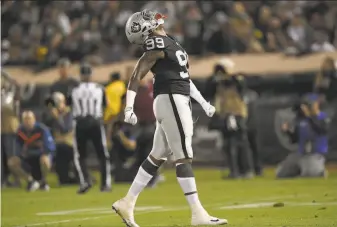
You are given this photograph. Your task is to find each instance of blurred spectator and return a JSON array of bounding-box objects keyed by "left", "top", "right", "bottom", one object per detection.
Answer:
[
  {"left": 230, "top": 2, "right": 264, "bottom": 53},
  {"left": 254, "top": 5, "right": 272, "bottom": 48},
  {"left": 46, "top": 92, "right": 77, "bottom": 185},
  {"left": 310, "top": 31, "right": 336, "bottom": 53},
  {"left": 206, "top": 12, "right": 244, "bottom": 54},
  {"left": 49, "top": 58, "right": 79, "bottom": 96},
  {"left": 104, "top": 72, "right": 126, "bottom": 124},
  {"left": 265, "top": 17, "right": 289, "bottom": 52},
  {"left": 254, "top": 5, "right": 289, "bottom": 52},
  {"left": 171, "top": 21, "right": 184, "bottom": 44},
  {"left": 285, "top": 13, "right": 314, "bottom": 56},
  {"left": 7, "top": 24, "right": 24, "bottom": 64},
  {"left": 133, "top": 80, "right": 154, "bottom": 154},
  {"left": 208, "top": 59, "right": 254, "bottom": 179},
  {"left": 112, "top": 120, "right": 137, "bottom": 167},
  {"left": 182, "top": 3, "right": 204, "bottom": 55},
  {"left": 112, "top": 95, "right": 138, "bottom": 183},
  {"left": 104, "top": 72, "right": 126, "bottom": 147},
  {"left": 204, "top": 58, "right": 235, "bottom": 100},
  {"left": 277, "top": 94, "right": 329, "bottom": 178},
  {"left": 244, "top": 89, "right": 263, "bottom": 176},
  {"left": 1, "top": 1, "right": 337, "bottom": 66},
  {"left": 1, "top": 39, "right": 11, "bottom": 65},
  {"left": 1, "top": 72, "right": 20, "bottom": 187},
  {"left": 14, "top": 111, "right": 55, "bottom": 191},
  {"left": 314, "top": 57, "right": 337, "bottom": 103},
  {"left": 43, "top": 58, "right": 78, "bottom": 142}
]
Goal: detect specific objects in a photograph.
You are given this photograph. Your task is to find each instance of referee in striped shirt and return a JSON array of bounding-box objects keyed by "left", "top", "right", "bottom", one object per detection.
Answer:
[{"left": 68, "top": 63, "right": 111, "bottom": 194}]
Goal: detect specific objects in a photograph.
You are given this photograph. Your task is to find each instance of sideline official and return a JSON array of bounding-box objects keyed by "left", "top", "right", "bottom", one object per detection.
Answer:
[{"left": 69, "top": 63, "right": 111, "bottom": 194}]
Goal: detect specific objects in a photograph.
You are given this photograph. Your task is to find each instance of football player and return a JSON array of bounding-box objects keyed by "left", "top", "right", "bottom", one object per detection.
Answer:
[{"left": 112, "top": 10, "right": 228, "bottom": 226}]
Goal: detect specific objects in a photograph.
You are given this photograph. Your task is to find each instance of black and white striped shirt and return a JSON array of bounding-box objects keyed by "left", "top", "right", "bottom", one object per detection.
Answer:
[{"left": 69, "top": 82, "right": 106, "bottom": 119}]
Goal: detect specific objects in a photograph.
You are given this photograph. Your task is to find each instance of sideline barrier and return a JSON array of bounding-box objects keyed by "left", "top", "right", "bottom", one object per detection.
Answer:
[{"left": 4, "top": 52, "right": 336, "bottom": 85}]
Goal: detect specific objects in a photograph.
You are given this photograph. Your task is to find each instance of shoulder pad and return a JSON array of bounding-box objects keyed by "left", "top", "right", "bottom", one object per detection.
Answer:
[{"left": 143, "top": 36, "right": 167, "bottom": 52}]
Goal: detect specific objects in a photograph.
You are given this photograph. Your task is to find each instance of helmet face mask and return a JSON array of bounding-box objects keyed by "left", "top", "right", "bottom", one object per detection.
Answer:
[{"left": 125, "top": 10, "right": 165, "bottom": 45}]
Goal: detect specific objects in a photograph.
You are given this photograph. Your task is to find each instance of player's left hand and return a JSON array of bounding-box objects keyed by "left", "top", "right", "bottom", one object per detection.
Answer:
[
  {"left": 124, "top": 107, "right": 138, "bottom": 125},
  {"left": 201, "top": 102, "right": 216, "bottom": 117}
]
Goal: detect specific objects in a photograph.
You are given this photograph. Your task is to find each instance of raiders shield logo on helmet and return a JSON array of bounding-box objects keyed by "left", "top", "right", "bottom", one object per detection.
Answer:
[{"left": 131, "top": 22, "right": 141, "bottom": 33}]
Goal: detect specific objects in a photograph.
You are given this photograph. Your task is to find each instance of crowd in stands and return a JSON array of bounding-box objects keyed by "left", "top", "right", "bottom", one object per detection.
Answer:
[{"left": 2, "top": 0, "right": 337, "bottom": 70}]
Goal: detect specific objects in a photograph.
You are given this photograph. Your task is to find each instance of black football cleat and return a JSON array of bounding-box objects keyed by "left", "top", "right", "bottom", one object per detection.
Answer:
[
  {"left": 100, "top": 185, "right": 112, "bottom": 192},
  {"left": 40, "top": 182, "right": 50, "bottom": 191},
  {"left": 77, "top": 183, "right": 92, "bottom": 194}
]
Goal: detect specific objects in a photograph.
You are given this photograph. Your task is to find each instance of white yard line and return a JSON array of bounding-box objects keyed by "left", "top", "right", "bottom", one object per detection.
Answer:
[
  {"left": 36, "top": 194, "right": 306, "bottom": 216},
  {"left": 219, "top": 201, "right": 337, "bottom": 209},
  {"left": 13, "top": 215, "right": 110, "bottom": 227},
  {"left": 36, "top": 207, "right": 110, "bottom": 216},
  {"left": 17, "top": 195, "right": 328, "bottom": 227},
  {"left": 36, "top": 206, "right": 164, "bottom": 216},
  {"left": 16, "top": 208, "right": 175, "bottom": 227}
]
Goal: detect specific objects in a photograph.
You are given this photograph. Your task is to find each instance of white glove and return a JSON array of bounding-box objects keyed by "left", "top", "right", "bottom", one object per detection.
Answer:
[
  {"left": 124, "top": 107, "right": 138, "bottom": 125},
  {"left": 201, "top": 102, "right": 216, "bottom": 117}
]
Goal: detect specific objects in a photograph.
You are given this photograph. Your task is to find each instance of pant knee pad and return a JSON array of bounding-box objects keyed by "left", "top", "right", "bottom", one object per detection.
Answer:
[
  {"left": 176, "top": 163, "right": 194, "bottom": 178},
  {"left": 141, "top": 157, "right": 162, "bottom": 176}
]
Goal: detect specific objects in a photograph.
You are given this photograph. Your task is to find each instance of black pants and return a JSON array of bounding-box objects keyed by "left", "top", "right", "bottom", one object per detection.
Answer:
[
  {"left": 23, "top": 155, "right": 43, "bottom": 181},
  {"left": 55, "top": 143, "right": 77, "bottom": 185},
  {"left": 113, "top": 141, "right": 138, "bottom": 183},
  {"left": 135, "top": 123, "right": 155, "bottom": 168},
  {"left": 221, "top": 115, "right": 253, "bottom": 177},
  {"left": 222, "top": 131, "right": 253, "bottom": 177},
  {"left": 1, "top": 134, "right": 15, "bottom": 183},
  {"left": 247, "top": 130, "right": 263, "bottom": 175},
  {"left": 74, "top": 118, "right": 111, "bottom": 187},
  {"left": 1, "top": 147, "right": 10, "bottom": 183}
]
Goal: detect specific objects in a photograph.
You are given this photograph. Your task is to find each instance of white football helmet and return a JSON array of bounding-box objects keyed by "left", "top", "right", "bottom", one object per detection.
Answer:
[{"left": 125, "top": 9, "right": 166, "bottom": 45}]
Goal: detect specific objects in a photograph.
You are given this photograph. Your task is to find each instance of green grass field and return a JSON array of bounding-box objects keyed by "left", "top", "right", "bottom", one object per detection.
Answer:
[{"left": 2, "top": 167, "right": 337, "bottom": 227}]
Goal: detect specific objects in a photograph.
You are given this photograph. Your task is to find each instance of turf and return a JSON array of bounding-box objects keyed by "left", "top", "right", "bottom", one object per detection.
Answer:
[{"left": 2, "top": 167, "right": 337, "bottom": 227}]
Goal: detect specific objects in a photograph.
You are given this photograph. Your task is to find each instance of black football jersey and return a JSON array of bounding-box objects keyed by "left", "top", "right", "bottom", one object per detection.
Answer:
[{"left": 143, "top": 35, "right": 190, "bottom": 97}]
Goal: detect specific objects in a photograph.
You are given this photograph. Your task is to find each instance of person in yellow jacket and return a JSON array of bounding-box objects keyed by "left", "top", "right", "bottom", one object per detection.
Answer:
[{"left": 104, "top": 72, "right": 126, "bottom": 147}]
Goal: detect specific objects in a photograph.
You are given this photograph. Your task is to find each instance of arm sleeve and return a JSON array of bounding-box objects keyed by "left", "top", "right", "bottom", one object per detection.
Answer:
[
  {"left": 190, "top": 80, "right": 207, "bottom": 105},
  {"left": 42, "top": 127, "right": 56, "bottom": 153}
]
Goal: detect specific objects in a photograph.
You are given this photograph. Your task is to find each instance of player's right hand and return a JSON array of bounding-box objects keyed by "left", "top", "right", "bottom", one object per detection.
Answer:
[{"left": 124, "top": 107, "right": 138, "bottom": 125}]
